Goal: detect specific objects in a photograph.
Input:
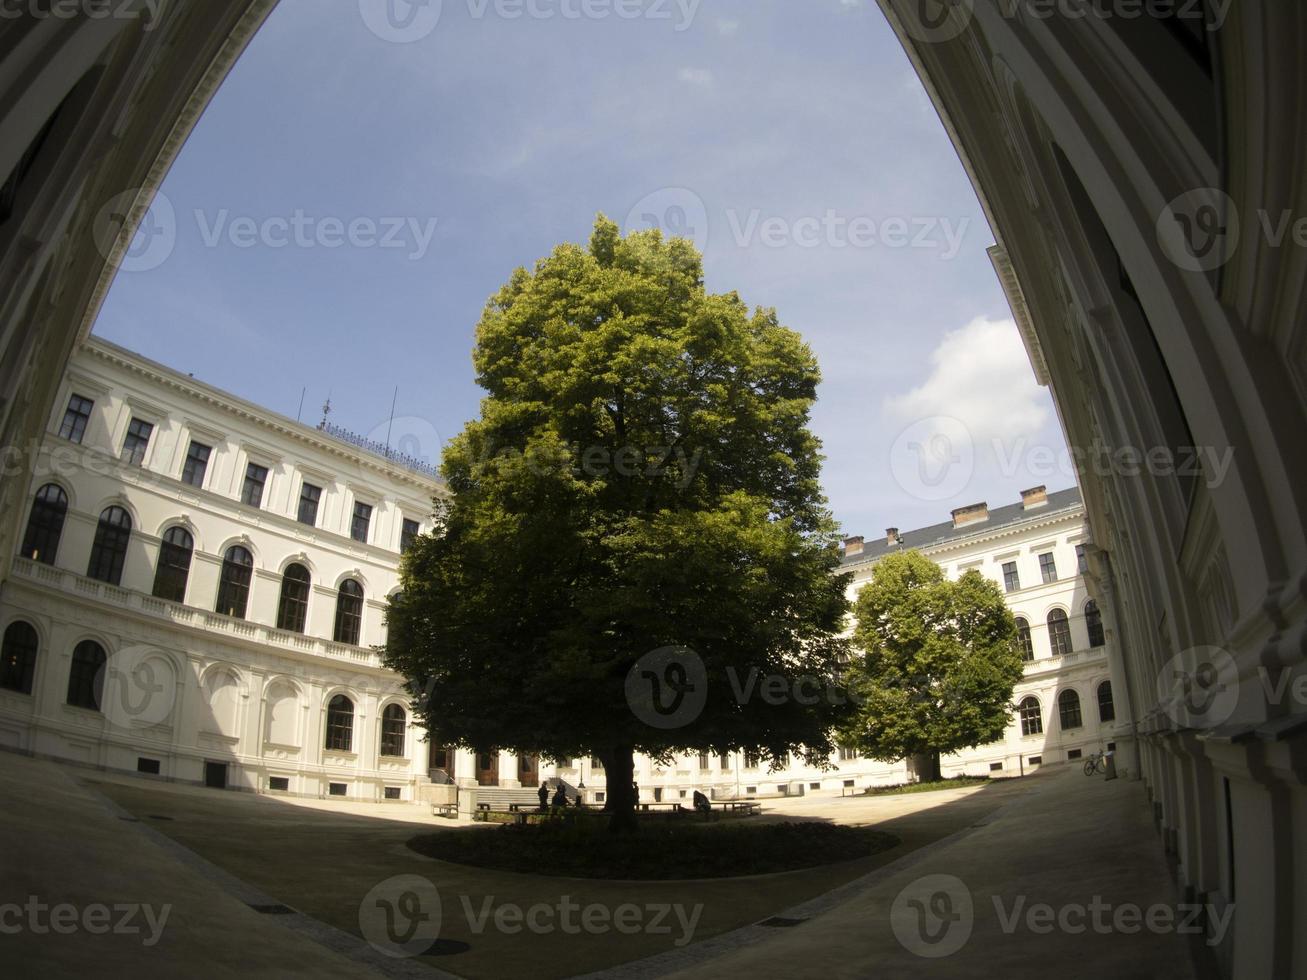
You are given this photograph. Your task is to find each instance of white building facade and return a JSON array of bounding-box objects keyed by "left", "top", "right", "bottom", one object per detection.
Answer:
[{"left": 0, "top": 338, "right": 446, "bottom": 801}]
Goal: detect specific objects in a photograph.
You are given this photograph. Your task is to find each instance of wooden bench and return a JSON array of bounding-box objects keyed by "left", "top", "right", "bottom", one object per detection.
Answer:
[
  {"left": 718, "top": 801, "right": 762, "bottom": 815},
  {"left": 432, "top": 802, "right": 458, "bottom": 819}
]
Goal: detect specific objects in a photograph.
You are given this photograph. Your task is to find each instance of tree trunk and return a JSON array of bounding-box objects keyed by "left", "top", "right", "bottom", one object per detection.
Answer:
[
  {"left": 600, "top": 745, "right": 638, "bottom": 834},
  {"left": 911, "top": 751, "right": 942, "bottom": 784}
]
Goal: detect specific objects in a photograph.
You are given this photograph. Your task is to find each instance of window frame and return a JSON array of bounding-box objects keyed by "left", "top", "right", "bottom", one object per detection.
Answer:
[
  {"left": 333, "top": 579, "right": 364, "bottom": 645},
  {"left": 1085, "top": 600, "right": 1106, "bottom": 648},
  {"left": 1002, "top": 561, "right": 1020, "bottom": 593},
  {"left": 58, "top": 393, "right": 93, "bottom": 443},
  {"left": 380, "top": 703, "right": 407, "bottom": 757},
  {"left": 120, "top": 417, "right": 154, "bottom": 466},
  {"left": 215, "top": 546, "right": 254, "bottom": 619},
  {"left": 87, "top": 506, "right": 132, "bottom": 586},
  {"left": 0, "top": 621, "right": 39, "bottom": 695},
  {"left": 1015, "top": 617, "right": 1034, "bottom": 661},
  {"left": 350, "top": 500, "right": 373, "bottom": 544},
  {"left": 1047, "top": 609, "right": 1073, "bottom": 657},
  {"left": 1059, "top": 689, "right": 1084, "bottom": 730},
  {"left": 241, "top": 462, "right": 269, "bottom": 508},
  {"left": 181, "top": 440, "right": 212, "bottom": 488},
  {"left": 325, "top": 694, "right": 354, "bottom": 752},
  {"left": 1039, "top": 551, "right": 1058, "bottom": 584},
  {"left": 1097, "top": 681, "right": 1116, "bottom": 723},
  {"left": 400, "top": 517, "right": 420, "bottom": 554},
  {"left": 66, "top": 639, "right": 106, "bottom": 711},
  {"left": 276, "top": 563, "right": 311, "bottom": 633},
  {"left": 297, "top": 481, "right": 322, "bottom": 527},
  {"left": 151, "top": 526, "right": 194, "bottom": 603},
  {"left": 21, "top": 483, "right": 68, "bottom": 565},
  {"left": 1018, "top": 696, "right": 1043, "bottom": 736}
]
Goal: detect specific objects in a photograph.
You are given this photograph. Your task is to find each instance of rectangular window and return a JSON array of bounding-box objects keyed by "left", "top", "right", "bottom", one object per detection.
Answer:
[
  {"left": 989, "top": 762, "right": 1003, "bottom": 772},
  {"left": 181, "top": 441, "right": 211, "bottom": 487},
  {"left": 400, "top": 518, "right": 420, "bottom": 553},
  {"left": 1039, "top": 552, "right": 1058, "bottom": 583},
  {"left": 719, "top": 753, "right": 731, "bottom": 769},
  {"left": 838, "top": 746, "right": 859, "bottom": 761},
  {"left": 1028, "top": 756, "right": 1042, "bottom": 766},
  {"left": 269, "top": 776, "right": 290, "bottom": 791},
  {"left": 384, "top": 787, "right": 401, "bottom": 801},
  {"left": 137, "top": 758, "right": 161, "bottom": 775},
  {"left": 743, "top": 751, "right": 760, "bottom": 769},
  {"left": 1068, "top": 749, "right": 1083, "bottom": 760},
  {"left": 328, "top": 783, "right": 347, "bottom": 797},
  {"left": 120, "top": 418, "right": 154, "bottom": 465},
  {"left": 698, "top": 752, "right": 710, "bottom": 770},
  {"left": 298, "top": 482, "right": 321, "bottom": 526},
  {"left": 59, "top": 393, "right": 93, "bottom": 443},
  {"left": 1002, "top": 561, "right": 1020, "bottom": 593},
  {"left": 241, "top": 462, "right": 268, "bottom": 507},
  {"left": 1076, "top": 544, "right": 1089, "bottom": 575},
  {"left": 351, "top": 501, "right": 372, "bottom": 543}
]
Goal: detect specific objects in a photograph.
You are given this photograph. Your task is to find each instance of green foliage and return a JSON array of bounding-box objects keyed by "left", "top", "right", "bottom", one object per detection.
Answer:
[
  {"left": 841, "top": 550, "right": 1023, "bottom": 767},
  {"left": 384, "top": 216, "right": 852, "bottom": 789}
]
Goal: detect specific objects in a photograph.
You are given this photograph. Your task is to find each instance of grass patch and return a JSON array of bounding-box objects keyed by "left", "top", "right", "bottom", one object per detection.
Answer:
[
  {"left": 862, "top": 775, "right": 989, "bottom": 797},
  {"left": 409, "top": 818, "right": 899, "bottom": 880}
]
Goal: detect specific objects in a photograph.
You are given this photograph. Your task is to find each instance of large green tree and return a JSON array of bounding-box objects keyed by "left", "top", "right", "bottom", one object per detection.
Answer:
[
  {"left": 841, "top": 550, "right": 1023, "bottom": 782},
  {"left": 384, "top": 216, "right": 853, "bottom": 831}
]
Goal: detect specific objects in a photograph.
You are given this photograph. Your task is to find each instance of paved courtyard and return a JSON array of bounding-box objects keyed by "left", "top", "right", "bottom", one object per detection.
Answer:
[{"left": 1, "top": 751, "right": 1204, "bottom": 978}]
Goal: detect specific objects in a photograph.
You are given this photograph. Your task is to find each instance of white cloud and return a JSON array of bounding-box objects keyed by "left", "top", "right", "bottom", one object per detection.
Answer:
[
  {"left": 884, "top": 316, "right": 1048, "bottom": 445},
  {"left": 677, "top": 68, "right": 715, "bottom": 87},
  {"left": 716, "top": 18, "right": 739, "bottom": 35}
]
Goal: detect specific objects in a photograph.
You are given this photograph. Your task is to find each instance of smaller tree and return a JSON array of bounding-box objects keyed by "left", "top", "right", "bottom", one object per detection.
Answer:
[{"left": 841, "top": 550, "right": 1022, "bottom": 782}]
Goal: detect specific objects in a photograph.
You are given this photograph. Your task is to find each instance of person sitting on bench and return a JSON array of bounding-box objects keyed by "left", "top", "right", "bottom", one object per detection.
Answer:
[
  {"left": 551, "top": 785, "right": 568, "bottom": 808},
  {"left": 692, "top": 790, "right": 711, "bottom": 814}
]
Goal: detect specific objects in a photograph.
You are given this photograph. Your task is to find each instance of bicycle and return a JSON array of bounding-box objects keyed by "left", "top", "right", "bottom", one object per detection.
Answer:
[{"left": 1083, "top": 751, "right": 1108, "bottom": 776}]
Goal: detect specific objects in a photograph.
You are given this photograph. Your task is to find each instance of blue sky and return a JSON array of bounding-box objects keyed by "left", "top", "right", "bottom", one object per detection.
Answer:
[{"left": 94, "top": 0, "right": 1074, "bottom": 536}]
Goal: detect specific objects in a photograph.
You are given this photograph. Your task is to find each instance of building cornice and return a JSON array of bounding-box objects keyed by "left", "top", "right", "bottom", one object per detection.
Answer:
[{"left": 81, "top": 338, "right": 445, "bottom": 495}]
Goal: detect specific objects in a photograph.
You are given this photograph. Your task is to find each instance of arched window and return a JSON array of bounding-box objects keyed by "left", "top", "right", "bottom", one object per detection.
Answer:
[
  {"left": 1019, "top": 696, "right": 1042, "bottom": 736},
  {"left": 1015, "top": 617, "right": 1034, "bottom": 661},
  {"left": 1059, "top": 689, "right": 1083, "bottom": 730},
  {"left": 216, "top": 546, "right": 254, "bottom": 619},
  {"left": 277, "top": 564, "right": 311, "bottom": 633},
  {"left": 380, "top": 703, "right": 406, "bottom": 757},
  {"left": 1097, "top": 681, "right": 1115, "bottom": 723},
  {"left": 1047, "top": 609, "right": 1072, "bottom": 657},
  {"left": 87, "top": 506, "right": 132, "bottom": 585},
  {"left": 151, "top": 526, "right": 193, "bottom": 603},
  {"left": 1085, "top": 600, "right": 1105, "bottom": 648},
  {"left": 0, "top": 621, "right": 38, "bottom": 694},
  {"left": 325, "top": 694, "right": 354, "bottom": 751},
  {"left": 21, "top": 484, "right": 68, "bottom": 565},
  {"left": 333, "top": 579, "right": 363, "bottom": 646},
  {"left": 66, "top": 640, "right": 106, "bottom": 710}
]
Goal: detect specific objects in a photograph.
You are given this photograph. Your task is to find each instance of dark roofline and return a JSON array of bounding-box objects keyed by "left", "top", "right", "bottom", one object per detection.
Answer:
[{"left": 841, "top": 486, "right": 1083, "bottom": 566}]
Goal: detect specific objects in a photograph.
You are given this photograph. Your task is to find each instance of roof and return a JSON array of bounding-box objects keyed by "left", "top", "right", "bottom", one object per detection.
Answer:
[{"left": 840, "top": 486, "right": 1083, "bottom": 567}]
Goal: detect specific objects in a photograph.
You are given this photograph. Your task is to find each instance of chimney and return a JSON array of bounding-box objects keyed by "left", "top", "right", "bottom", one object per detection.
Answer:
[
  {"left": 1021, "top": 485, "right": 1048, "bottom": 510},
  {"left": 886, "top": 528, "right": 900, "bottom": 546},
  {"left": 951, "top": 502, "right": 989, "bottom": 529},
  {"left": 843, "top": 536, "right": 864, "bottom": 557}
]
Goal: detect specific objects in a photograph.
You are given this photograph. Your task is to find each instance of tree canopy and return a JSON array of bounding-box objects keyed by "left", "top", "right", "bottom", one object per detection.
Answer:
[
  {"left": 841, "top": 549, "right": 1023, "bottom": 782},
  {"left": 384, "top": 215, "right": 853, "bottom": 828}
]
